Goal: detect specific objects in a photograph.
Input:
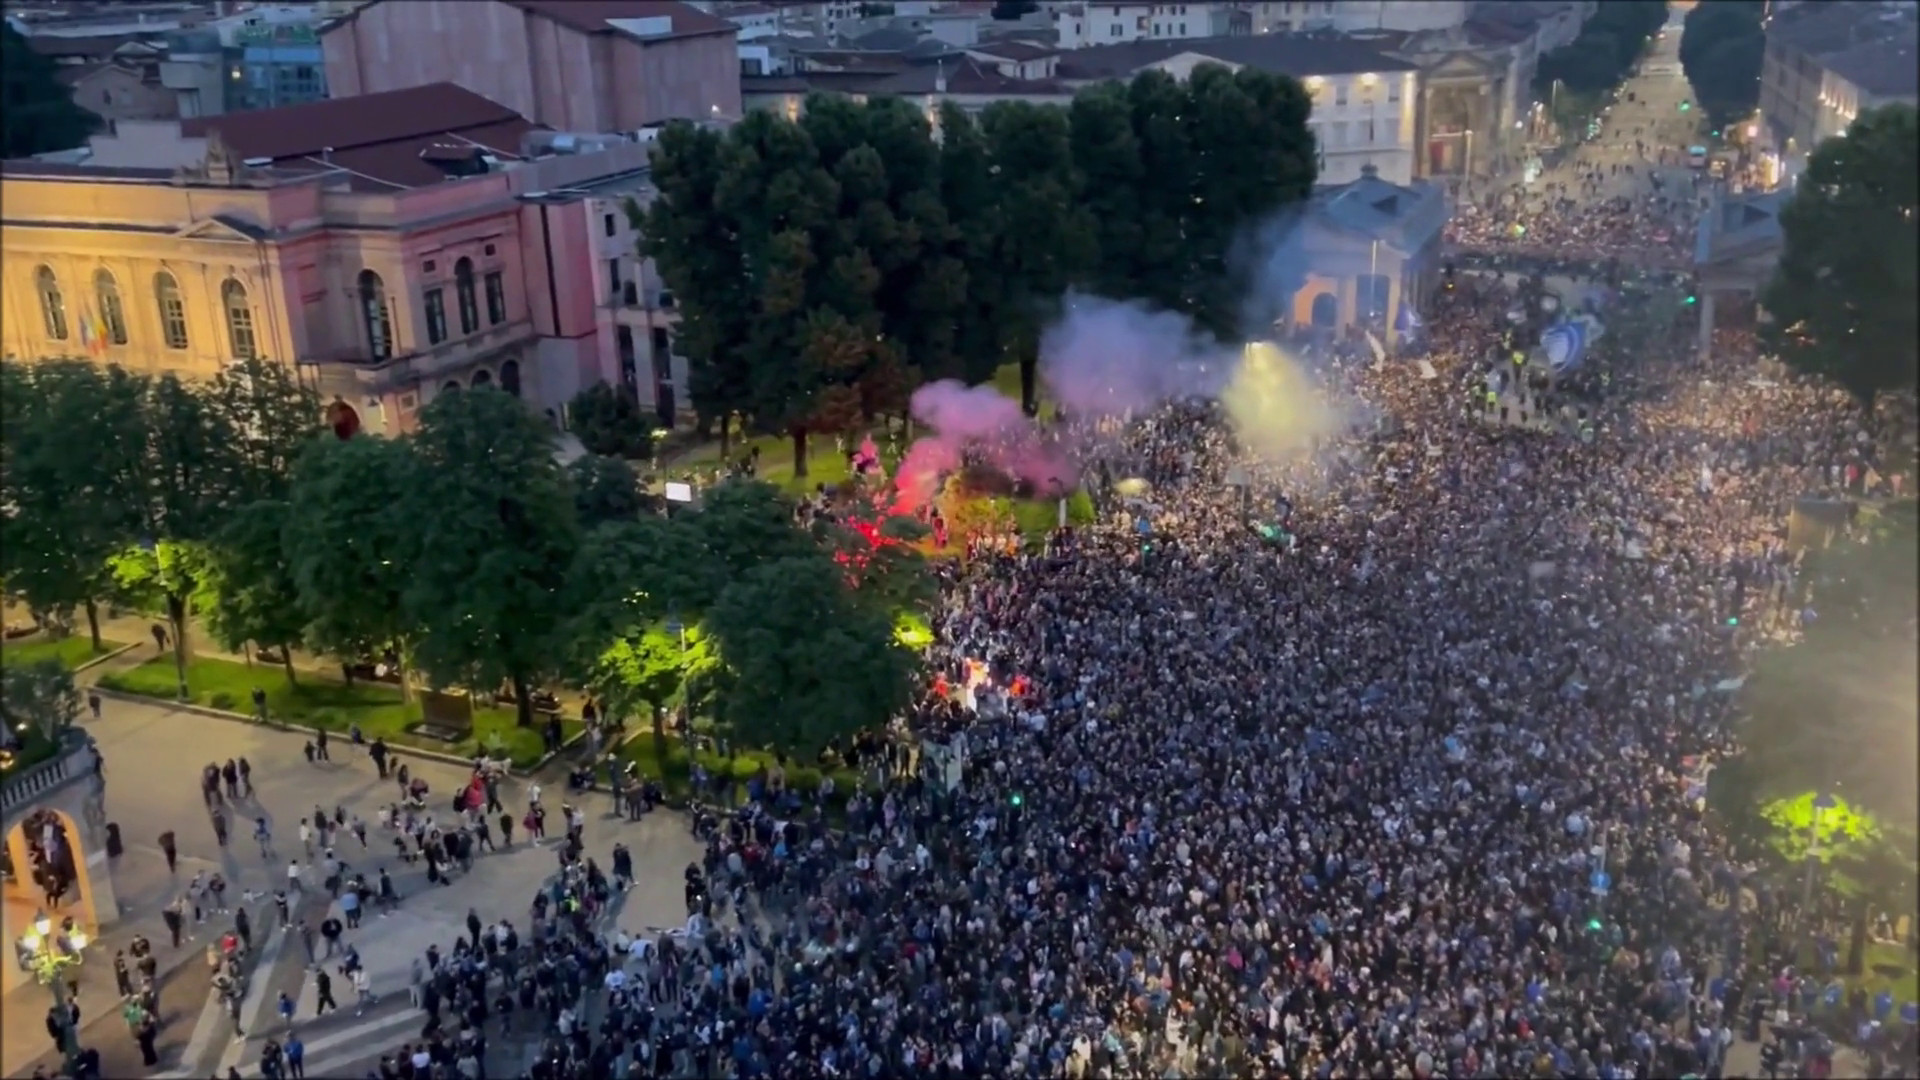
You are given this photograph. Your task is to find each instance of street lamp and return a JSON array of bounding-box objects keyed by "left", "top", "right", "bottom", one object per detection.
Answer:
[{"left": 16, "top": 910, "right": 88, "bottom": 1073}]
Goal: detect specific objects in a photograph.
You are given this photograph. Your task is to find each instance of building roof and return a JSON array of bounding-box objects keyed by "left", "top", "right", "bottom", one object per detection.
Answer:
[
  {"left": 967, "top": 40, "right": 1058, "bottom": 62},
  {"left": 1768, "top": 1, "right": 1915, "bottom": 57},
  {"left": 54, "top": 58, "right": 161, "bottom": 88},
  {"left": 1055, "top": 33, "right": 1418, "bottom": 82},
  {"left": 1696, "top": 190, "right": 1787, "bottom": 268},
  {"left": 1822, "top": 32, "right": 1920, "bottom": 99},
  {"left": 0, "top": 160, "right": 175, "bottom": 182},
  {"left": 1308, "top": 166, "right": 1448, "bottom": 252},
  {"left": 861, "top": 57, "right": 1072, "bottom": 96},
  {"left": 496, "top": 0, "right": 734, "bottom": 40},
  {"left": 23, "top": 32, "right": 149, "bottom": 59},
  {"left": 181, "top": 82, "right": 538, "bottom": 191}
]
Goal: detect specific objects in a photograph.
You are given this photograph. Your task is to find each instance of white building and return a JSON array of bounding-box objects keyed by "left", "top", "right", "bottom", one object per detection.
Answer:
[
  {"left": 1057, "top": 35, "right": 1420, "bottom": 185},
  {"left": 1248, "top": 0, "right": 1471, "bottom": 34},
  {"left": 1054, "top": 2, "right": 1252, "bottom": 49}
]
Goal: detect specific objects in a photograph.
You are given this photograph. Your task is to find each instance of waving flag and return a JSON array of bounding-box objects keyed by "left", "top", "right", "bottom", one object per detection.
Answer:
[
  {"left": 1540, "top": 320, "right": 1584, "bottom": 373},
  {"left": 78, "top": 306, "right": 97, "bottom": 355}
]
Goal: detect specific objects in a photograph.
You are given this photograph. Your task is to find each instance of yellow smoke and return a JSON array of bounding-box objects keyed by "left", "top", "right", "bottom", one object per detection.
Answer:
[{"left": 1222, "top": 342, "right": 1344, "bottom": 459}]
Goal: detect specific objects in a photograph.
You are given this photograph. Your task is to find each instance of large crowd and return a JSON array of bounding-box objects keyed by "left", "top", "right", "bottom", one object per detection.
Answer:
[{"left": 311, "top": 225, "right": 1918, "bottom": 1080}]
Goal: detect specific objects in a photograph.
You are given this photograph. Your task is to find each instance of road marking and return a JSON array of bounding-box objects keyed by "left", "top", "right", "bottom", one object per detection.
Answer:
[{"left": 221, "top": 1008, "right": 423, "bottom": 1079}]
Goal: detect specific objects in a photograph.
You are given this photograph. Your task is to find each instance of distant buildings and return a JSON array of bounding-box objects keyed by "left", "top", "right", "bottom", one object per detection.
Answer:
[
  {"left": 1759, "top": 0, "right": 1918, "bottom": 183},
  {"left": 318, "top": 0, "right": 742, "bottom": 134},
  {"left": 1, "top": 84, "right": 689, "bottom": 434}
]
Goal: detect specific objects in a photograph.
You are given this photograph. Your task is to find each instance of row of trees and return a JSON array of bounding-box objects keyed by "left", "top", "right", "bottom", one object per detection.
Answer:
[
  {"left": 1761, "top": 103, "right": 1918, "bottom": 406},
  {"left": 1679, "top": 0, "right": 1764, "bottom": 130},
  {"left": 638, "top": 73, "right": 1316, "bottom": 471},
  {"left": 1533, "top": 1, "right": 1667, "bottom": 105},
  {"left": 2, "top": 23, "right": 102, "bottom": 160},
  {"left": 1, "top": 360, "right": 928, "bottom": 756}
]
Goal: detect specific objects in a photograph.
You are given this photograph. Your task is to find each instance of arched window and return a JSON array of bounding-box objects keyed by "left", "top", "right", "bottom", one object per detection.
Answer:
[
  {"left": 500, "top": 358, "right": 522, "bottom": 398},
  {"left": 154, "top": 271, "right": 189, "bottom": 349},
  {"left": 94, "top": 270, "right": 128, "bottom": 345},
  {"left": 35, "top": 266, "right": 68, "bottom": 342},
  {"left": 441, "top": 381, "right": 462, "bottom": 395},
  {"left": 222, "top": 279, "right": 257, "bottom": 361},
  {"left": 454, "top": 257, "right": 479, "bottom": 336},
  {"left": 471, "top": 368, "right": 493, "bottom": 388},
  {"left": 358, "top": 270, "right": 393, "bottom": 361}
]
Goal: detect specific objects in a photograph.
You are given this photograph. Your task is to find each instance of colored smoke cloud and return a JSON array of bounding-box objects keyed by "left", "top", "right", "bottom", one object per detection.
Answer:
[
  {"left": 892, "top": 380, "right": 1075, "bottom": 513},
  {"left": 1038, "top": 292, "right": 1345, "bottom": 460}
]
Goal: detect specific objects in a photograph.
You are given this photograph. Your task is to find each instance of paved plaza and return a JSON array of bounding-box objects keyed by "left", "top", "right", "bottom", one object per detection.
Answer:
[{"left": 2, "top": 689, "right": 701, "bottom": 1079}]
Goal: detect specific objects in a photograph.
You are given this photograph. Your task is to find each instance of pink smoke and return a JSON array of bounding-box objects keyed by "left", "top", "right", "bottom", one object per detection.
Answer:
[{"left": 891, "top": 379, "right": 1077, "bottom": 514}]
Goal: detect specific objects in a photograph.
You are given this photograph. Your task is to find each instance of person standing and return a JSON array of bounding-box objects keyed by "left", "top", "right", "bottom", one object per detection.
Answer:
[
  {"left": 237, "top": 757, "right": 253, "bottom": 798},
  {"left": 312, "top": 968, "right": 339, "bottom": 1016},
  {"left": 254, "top": 818, "right": 275, "bottom": 860},
  {"left": 87, "top": 690, "right": 102, "bottom": 720},
  {"left": 158, "top": 831, "right": 178, "bottom": 875},
  {"left": 235, "top": 905, "right": 253, "bottom": 954},
  {"left": 135, "top": 1011, "right": 160, "bottom": 1066},
  {"left": 368, "top": 738, "right": 389, "bottom": 780},
  {"left": 210, "top": 807, "right": 229, "bottom": 848},
  {"left": 161, "top": 898, "right": 186, "bottom": 948},
  {"left": 313, "top": 728, "right": 330, "bottom": 762},
  {"left": 283, "top": 1033, "right": 305, "bottom": 1079}
]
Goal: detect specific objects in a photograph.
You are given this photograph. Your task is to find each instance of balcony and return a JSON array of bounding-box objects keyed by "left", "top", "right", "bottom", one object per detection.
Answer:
[{"left": 331, "top": 319, "right": 537, "bottom": 391}]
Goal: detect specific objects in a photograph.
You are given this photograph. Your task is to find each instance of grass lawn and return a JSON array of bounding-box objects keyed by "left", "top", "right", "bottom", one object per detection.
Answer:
[
  {"left": 618, "top": 730, "right": 862, "bottom": 808},
  {"left": 0, "top": 635, "right": 129, "bottom": 670},
  {"left": 1790, "top": 938, "right": 1920, "bottom": 1007},
  {"left": 98, "top": 655, "right": 579, "bottom": 770}
]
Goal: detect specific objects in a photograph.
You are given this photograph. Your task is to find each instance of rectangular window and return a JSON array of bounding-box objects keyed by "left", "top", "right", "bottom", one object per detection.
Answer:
[
  {"left": 608, "top": 258, "right": 622, "bottom": 297},
  {"left": 603, "top": 213, "right": 617, "bottom": 237},
  {"left": 1334, "top": 83, "right": 1347, "bottom": 107},
  {"left": 484, "top": 271, "right": 506, "bottom": 326},
  {"left": 1388, "top": 79, "right": 1401, "bottom": 103},
  {"left": 422, "top": 260, "right": 436, "bottom": 274},
  {"left": 161, "top": 293, "right": 188, "bottom": 349},
  {"left": 424, "top": 289, "right": 448, "bottom": 345},
  {"left": 1111, "top": 23, "right": 1122, "bottom": 35}
]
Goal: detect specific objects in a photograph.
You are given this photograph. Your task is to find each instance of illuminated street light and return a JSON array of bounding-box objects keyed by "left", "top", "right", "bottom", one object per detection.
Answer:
[{"left": 16, "top": 910, "right": 88, "bottom": 1074}]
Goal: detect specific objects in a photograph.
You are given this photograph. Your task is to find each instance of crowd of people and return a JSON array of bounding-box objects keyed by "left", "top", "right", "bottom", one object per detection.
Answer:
[{"left": 316, "top": 225, "right": 1916, "bottom": 1080}]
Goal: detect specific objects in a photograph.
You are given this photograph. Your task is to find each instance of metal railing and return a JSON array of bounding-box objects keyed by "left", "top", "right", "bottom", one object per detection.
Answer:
[{"left": 1, "top": 730, "right": 94, "bottom": 818}]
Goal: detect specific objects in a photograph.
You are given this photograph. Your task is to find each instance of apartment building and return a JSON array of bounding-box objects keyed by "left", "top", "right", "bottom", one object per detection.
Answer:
[
  {"left": 1054, "top": 2, "right": 1252, "bottom": 49},
  {"left": 321, "top": 0, "right": 741, "bottom": 134},
  {"left": 1, "top": 83, "right": 682, "bottom": 434},
  {"left": 1759, "top": 0, "right": 1918, "bottom": 182}
]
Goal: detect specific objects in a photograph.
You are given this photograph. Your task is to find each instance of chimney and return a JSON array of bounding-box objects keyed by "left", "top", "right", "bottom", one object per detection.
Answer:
[{"left": 1360, "top": 163, "right": 1379, "bottom": 178}]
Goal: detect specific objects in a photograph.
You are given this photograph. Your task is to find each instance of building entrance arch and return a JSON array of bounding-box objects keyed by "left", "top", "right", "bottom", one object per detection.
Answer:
[{"left": 2, "top": 735, "right": 119, "bottom": 995}]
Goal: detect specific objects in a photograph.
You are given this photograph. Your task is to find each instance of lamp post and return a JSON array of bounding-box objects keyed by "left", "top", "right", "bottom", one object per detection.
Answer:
[{"left": 16, "top": 910, "right": 88, "bottom": 1075}]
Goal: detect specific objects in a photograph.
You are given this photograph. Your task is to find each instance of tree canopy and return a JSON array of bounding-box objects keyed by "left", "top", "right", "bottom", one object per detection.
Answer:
[
  {"left": 1, "top": 23, "right": 102, "bottom": 159},
  {"left": 1760, "top": 104, "right": 1919, "bottom": 406},
  {"left": 639, "top": 72, "right": 1318, "bottom": 431},
  {"left": 1680, "top": 1, "right": 1764, "bottom": 127},
  {"left": 1536, "top": 1, "right": 1666, "bottom": 97},
  {"left": 1735, "top": 499, "right": 1919, "bottom": 828}
]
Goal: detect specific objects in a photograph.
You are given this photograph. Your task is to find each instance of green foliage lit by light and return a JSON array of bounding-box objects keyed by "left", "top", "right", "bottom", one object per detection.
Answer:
[
  {"left": 1761, "top": 791, "right": 1880, "bottom": 863},
  {"left": 893, "top": 611, "right": 934, "bottom": 649}
]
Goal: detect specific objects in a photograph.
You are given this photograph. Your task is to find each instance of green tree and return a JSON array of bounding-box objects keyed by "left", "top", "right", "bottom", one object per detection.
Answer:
[
  {"left": 562, "top": 515, "right": 713, "bottom": 759},
  {"left": 1760, "top": 104, "right": 1919, "bottom": 405},
  {"left": 704, "top": 555, "right": 919, "bottom": 757},
  {"left": 1736, "top": 500, "right": 1919, "bottom": 826},
  {"left": 401, "top": 388, "right": 579, "bottom": 726},
  {"left": 683, "top": 480, "right": 821, "bottom": 605},
  {"left": 982, "top": 101, "right": 1096, "bottom": 412},
  {"left": 201, "top": 499, "right": 306, "bottom": 686},
  {"left": 0, "top": 660, "right": 82, "bottom": 745},
  {"left": 565, "top": 382, "right": 655, "bottom": 459},
  {"left": 206, "top": 356, "right": 324, "bottom": 503},
  {"left": 283, "top": 434, "right": 422, "bottom": 693},
  {"left": 937, "top": 103, "right": 1010, "bottom": 388},
  {"left": 116, "top": 374, "right": 243, "bottom": 694},
  {"left": 0, "top": 361, "right": 145, "bottom": 648},
  {"left": 638, "top": 123, "right": 757, "bottom": 454},
  {"left": 569, "top": 454, "right": 645, "bottom": 529},
  {"left": 0, "top": 24, "right": 102, "bottom": 158},
  {"left": 1680, "top": 2, "right": 1763, "bottom": 127},
  {"left": 1831, "top": 833, "right": 1919, "bottom": 976},
  {"left": 1070, "top": 83, "right": 1148, "bottom": 301}
]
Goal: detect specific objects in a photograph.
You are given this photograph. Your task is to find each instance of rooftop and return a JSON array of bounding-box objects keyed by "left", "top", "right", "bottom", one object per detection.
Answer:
[
  {"left": 1054, "top": 33, "right": 1419, "bottom": 82},
  {"left": 966, "top": 40, "right": 1058, "bottom": 62},
  {"left": 862, "top": 57, "right": 1071, "bottom": 96},
  {"left": 1768, "top": 0, "right": 1916, "bottom": 56},
  {"left": 180, "top": 82, "right": 538, "bottom": 191},
  {"left": 1695, "top": 190, "right": 1787, "bottom": 268},
  {"left": 322, "top": 0, "right": 735, "bottom": 42},
  {"left": 1821, "top": 30, "right": 1920, "bottom": 99},
  {"left": 1309, "top": 166, "right": 1448, "bottom": 251}
]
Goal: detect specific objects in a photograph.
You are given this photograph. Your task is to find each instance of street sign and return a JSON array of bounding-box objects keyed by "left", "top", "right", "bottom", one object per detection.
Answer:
[{"left": 1590, "top": 870, "right": 1611, "bottom": 896}]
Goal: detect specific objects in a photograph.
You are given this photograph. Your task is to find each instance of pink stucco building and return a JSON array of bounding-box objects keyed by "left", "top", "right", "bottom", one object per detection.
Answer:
[
  {"left": 1, "top": 83, "right": 684, "bottom": 436},
  {"left": 321, "top": 0, "right": 742, "bottom": 135}
]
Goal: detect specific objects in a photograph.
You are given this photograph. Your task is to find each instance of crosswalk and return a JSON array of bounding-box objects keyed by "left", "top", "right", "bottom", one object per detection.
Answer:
[{"left": 221, "top": 1006, "right": 427, "bottom": 1080}]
